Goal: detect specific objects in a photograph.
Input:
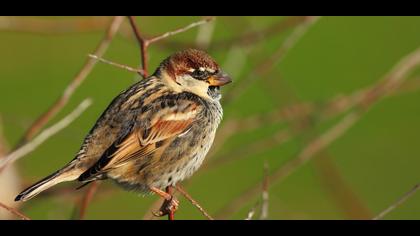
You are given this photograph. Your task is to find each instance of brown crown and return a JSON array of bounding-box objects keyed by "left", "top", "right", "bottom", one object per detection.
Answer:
[{"left": 160, "top": 49, "right": 219, "bottom": 79}]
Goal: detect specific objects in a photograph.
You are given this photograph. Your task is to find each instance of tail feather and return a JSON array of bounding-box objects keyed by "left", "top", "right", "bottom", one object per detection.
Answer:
[{"left": 15, "top": 168, "right": 79, "bottom": 202}]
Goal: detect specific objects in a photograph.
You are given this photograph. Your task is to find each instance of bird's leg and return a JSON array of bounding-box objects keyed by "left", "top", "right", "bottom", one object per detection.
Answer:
[{"left": 150, "top": 186, "right": 179, "bottom": 219}]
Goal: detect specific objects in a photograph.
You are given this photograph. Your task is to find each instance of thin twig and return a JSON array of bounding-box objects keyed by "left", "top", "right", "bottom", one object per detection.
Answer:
[
  {"left": 373, "top": 184, "right": 420, "bottom": 220},
  {"left": 153, "top": 16, "right": 308, "bottom": 51},
  {"left": 0, "top": 99, "right": 92, "bottom": 172},
  {"left": 0, "top": 201, "right": 30, "bottom": 220},
  {"left": 176, "top": 185, "right": 214, "bottom": 220},
  {"left": 88, "top": 54, "right": 146, "bottom": 77},
  {"left": 147, "top": 17, "right": 214, "bottom": 45},
  {"left": 17, "top": 16, "right": 124, "bottom": 146},
  {"left": 78, "top": 181, "right": 100, "bottom": 220}
]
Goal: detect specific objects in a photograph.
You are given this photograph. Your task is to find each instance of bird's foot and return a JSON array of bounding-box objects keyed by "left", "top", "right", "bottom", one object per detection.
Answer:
[
  {"left": 150, "top": 186, "right": 178, "bottom": 219},
  {"left": 152, "top": 195, "right": 179, "bottom": 217}
]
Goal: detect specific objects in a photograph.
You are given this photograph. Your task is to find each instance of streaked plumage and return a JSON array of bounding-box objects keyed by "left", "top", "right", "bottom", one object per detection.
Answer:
[{"left": 15, "top": 49, "right": 231, "bottom": 203}]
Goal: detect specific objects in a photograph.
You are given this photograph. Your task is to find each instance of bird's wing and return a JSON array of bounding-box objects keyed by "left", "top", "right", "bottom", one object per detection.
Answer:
[{"left": 78, "top": 100, "right": 199, "bottom": 182}]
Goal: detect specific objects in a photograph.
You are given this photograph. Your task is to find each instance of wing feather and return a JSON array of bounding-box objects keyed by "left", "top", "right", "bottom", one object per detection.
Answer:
[{"left": 78, "top": 100, "right": 198, "bottom": 181}]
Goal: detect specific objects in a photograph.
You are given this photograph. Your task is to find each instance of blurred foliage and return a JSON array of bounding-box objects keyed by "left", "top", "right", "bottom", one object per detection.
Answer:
[{"left": 0, "top": 16, "right": 420, "bottom": 220}]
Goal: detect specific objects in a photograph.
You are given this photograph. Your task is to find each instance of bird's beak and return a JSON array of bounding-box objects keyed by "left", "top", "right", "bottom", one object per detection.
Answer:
[{"left": 207, "top": 72, "right": 232, "bottom": 86}]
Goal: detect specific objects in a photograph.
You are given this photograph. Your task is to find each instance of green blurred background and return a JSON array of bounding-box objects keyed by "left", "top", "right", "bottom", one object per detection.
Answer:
[{"left": 0, "top": 16, "right": 420, "bottom": 220}]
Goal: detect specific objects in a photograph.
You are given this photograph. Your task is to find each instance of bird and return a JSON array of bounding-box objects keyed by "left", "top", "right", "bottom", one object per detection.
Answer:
[{"left": 15, "top": 49, "right": 231, "bottom": 216}]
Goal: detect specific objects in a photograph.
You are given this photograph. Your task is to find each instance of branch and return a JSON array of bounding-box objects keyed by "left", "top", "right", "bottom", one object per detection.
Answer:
[
  {"left": 373, "top": 184, "right": 420, "bottom": 220},
  {"left": 127, "top": 16, "right": 148, "bottom": 77},
  {"left": 88, "top": 54, "right": 146, "bottom": 77},
  {"left": 147, "top": 17, "right": 214, "bottom": 45},
  {"left": 175, "top": 185, "right": 214, "bottom": 220},
  {"left": 0, "top": 99, "right": 92, "bottom": 171},
  {"left": 0, "top": 201, "right": 31, "bottom": 220},
  {"left": 17, "top": 16, "right": 124, "bottom": 145},
  {"left": 153, "top": 16, "right": 308, "bottom": 51}
]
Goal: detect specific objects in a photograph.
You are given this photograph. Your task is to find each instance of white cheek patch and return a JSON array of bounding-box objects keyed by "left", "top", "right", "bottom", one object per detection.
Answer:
[{"left": 176, "top": 74, "right": 212, "bottom": 100}]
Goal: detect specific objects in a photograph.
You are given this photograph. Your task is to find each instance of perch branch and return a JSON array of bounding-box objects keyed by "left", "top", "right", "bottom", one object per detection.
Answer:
[{"left": 176, "top": 185, "right": 214, "bottom": 220}]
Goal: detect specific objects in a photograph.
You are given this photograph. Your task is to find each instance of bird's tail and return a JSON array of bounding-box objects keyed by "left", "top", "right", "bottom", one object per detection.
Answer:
[{"left": 15, "top": 166, "right": 79, "bottom": 202}]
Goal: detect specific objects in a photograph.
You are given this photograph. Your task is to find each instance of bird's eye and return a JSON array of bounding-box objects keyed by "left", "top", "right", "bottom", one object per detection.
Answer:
[{"left": 191, "top": 69, "right": 207, "bottom": 80}]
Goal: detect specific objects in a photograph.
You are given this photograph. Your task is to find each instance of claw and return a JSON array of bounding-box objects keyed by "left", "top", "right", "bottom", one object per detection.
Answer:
[{"left": 152, "top": 210, "right": 165, "bottom": 217}]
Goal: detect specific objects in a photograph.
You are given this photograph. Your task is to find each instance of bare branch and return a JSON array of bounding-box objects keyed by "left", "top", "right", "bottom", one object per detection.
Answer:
[
  {"left": 176, "top": 185, "right": 214, "bottom": 220},
  {"left": 147, "top": 17, "right": 214, "bottom": 45},
  {"left": 88, "top": 54, "right": 146, "bottom": 77},
  {"left": 0, "top": 201, "right": 30, "bottom": 220},
  {"left": 0, "top": 99, "right": 92, "bottom": 171},
  {"left": 373, "top": 184, "right": 420, "bottom": 220},
  {"left": 128, "top": 16, "right": 148, "bottom": 77},
  {"left": 155, "top": 16, "right": 309, "bottom": 51},
  {"left": 17, "top": 16, "right": 124, "bottom": 145}
]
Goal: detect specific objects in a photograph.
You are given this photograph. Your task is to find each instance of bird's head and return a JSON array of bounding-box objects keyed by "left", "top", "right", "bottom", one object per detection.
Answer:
[{"left": 156, "top": 49, "right": 232, "bottom": 100}]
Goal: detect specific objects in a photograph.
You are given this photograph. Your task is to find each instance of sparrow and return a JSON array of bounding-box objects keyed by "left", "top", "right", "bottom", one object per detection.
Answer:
[{"left": 15, "top": 49, "right": 231, "bottom": 216}]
